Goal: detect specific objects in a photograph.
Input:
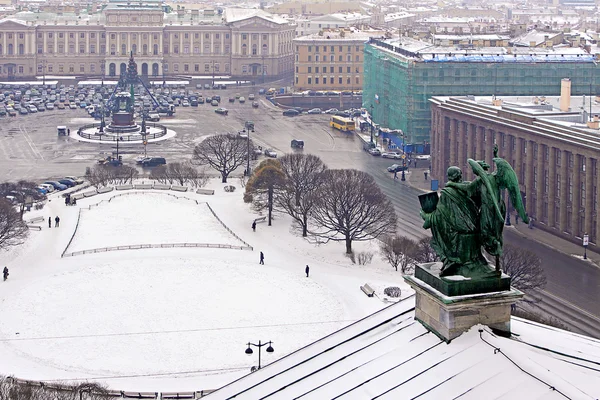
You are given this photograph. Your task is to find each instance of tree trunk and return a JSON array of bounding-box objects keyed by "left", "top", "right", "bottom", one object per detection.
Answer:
[
  {"left": 345, "top": 237, "right": 352, "bottom": 254},
  {"left": 302, "top": 214, "right": 308, "bottom": 237},
  {"left": 221, "top": 173, "right": 227, "bottom": 183},
  {"left": 268, "top": 187, "right": 273, "bottom": 226}
]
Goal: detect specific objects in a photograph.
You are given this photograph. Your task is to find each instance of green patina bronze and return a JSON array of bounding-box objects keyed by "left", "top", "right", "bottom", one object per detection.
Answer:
[{"left": 420, "top": 145, "right": 528, "bottom": 278}]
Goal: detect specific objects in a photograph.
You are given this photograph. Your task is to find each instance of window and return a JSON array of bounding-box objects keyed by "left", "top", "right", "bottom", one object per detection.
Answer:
[
  {"left": 47, "top": 45, "right": 53, "bottom": 54},
  {"left": 339, "top": 55, "right": 342, "bottom": 61},
  {"left": 204, "top": 44, "right": 210, "bottom": 53},
  {"left": 338, "top": 67, "right": 342, "bottom": 73},
  {"left": 355, "top": 67, "right": 359, "bottom": 73},
  {"left": 90, "top": 64, "right": 95, "bottom": 73},
  {"left": 37, "top": 45, "right": 43, "bottom": 54},
  {"left": 80, "top": 45, "right": 85, "bottom": 54},
  {"left": 316, "top": 55, "right": 320, "bottom": 62},
  {"left": 355, "top": 77, "right": 359, "bottom": 84},
  {"left": 242, "top": 44, "right": 247, "bottom": 55},
  {"left": 58, "top": 64, "right": 64, "bottom": 73},
  {"left": 216, "top": 33, "right": 220, "bottom": 39},
  {"left": 184, "top": 64, "right": 189, "bottom": 72},
  {"left": 195, "top": 64, "right": 199, "bottom": 72},
  {"left": 330, "top": 55, "right": 334, "bottom": 62},
  {"left": 252, "top": 34, "right": 258, "bottom": 40},
  {"left": 225, "top": 45, "right": 230, "bottom": 53},
  {"left": 59, "top": 44, "right": 64, "bottom": 54},
  {"left": 339, "top": 46, "right": 342, "bottom": 51},
  {"left": 315, "top": 67, "right": 319, "bottom": 73},
  {"left": 131, "top": 44, "right": 137, "bottom": 54},
  {"left": 90, "top": 44, "right": 96, "bottom": 54},
  {"left": 174, "top": 45, "right": 179, "bottom": 54},
  {"left": 18, "top": 44, "right": 24, "bottom": 55},
  {"left": 184, "top": 33, "right": 188, "bottom": 39},
  {"left": 296, "top": 77, "right": 299, "bottom": 84},
  {"left": 184, "top": 46, "right": 189, "bottom": 54},
  {"left": 37, "top": 33, "right": 42, "bottom": 39},
  {"left": 102, "top": 33, "right": 106, "bottom": 39},
  {"left": 308, "top": 46, "right": 312, "bottom": 52},
  {"left": 48, "top": 65, "right": 53, "bottom": 73},
  {"left": 194, "top": 46, "right": 199, "bottom": 54},
  {"left": 69, "top": 45, "right": 75, "bottom": 54},
  {"left": 242, "top": 65, "right": 247, "bottom": 73},
  {"left": 262, "top": 34, "right": 267, "bottom": 40},
  {"left": 214, "top": 44, "right": 220, "bottom": 53},
  {"left": 121, "top": 44, "right": 126, "bottom": 55},
  {"left": 308, "top": 77, "right": 312, "bottom": 84},
  {"left": 215, "top": 63, "right": 220, "bottom": 72},
  {"left": 315, "top": 77, "right": 319, "bottom": 84},
  {"left": 308, "top": 67, "right": 312, "bottom": 73},
  {"left": 173, "top": 64, "right": 179, "bottom": 72},
  {"left": 331, "top": 46, "right": 334, "bottom": 52},
  {"left": 18, "top": 66, "right": 24, "bottom": 74},
  {"left": 339, "top": 77, "right": 342, "bottom": 84},
  {"left": 153, "top": 44, "right": 159, "bottom": 55},
  {"left": 315, "top": 46, "right": 319, "bottom": 52},
  {"left": 347, "top": 67, "right": 351, "bottom": 73},
  {"left": 80, "top": 33, "right": 85, "bottom": 39},
  {"left": 225, "top": 63, "right": 230, "bottom": 72},
  {"left": 19, "top": 33, "right": 24, "bottom": 39},
  {"left": 262, "top": 44, "right": 267, "bottom": 54},
  {"left": 48, "top": 33, "right": 53, "bottom": 39},
  {"left": 347, "top": 77, "right": 350, "bottom": 84},
  {"left": 355, "top": 55, "right": 360, "bottom": 62},
  {"left": 80, "top": 64, "right": 85, "bottom": 73},
  {"left": 174, "top": 34, "right": 178, "bottom": 39},
  {"left": 347, "top": 54, "right": 351, "bottom": 62},
  {"left": 206, "top": 33, "right": 210, "bottom": 39},
  {"left": 121, "top": 33, "right": 126, "bottom": 40},
  {"left": 69, "top": 64, "right": 74, "bottom": 73},
  {"left": 330, "top": 77, "right": 334, "bottom": 84},
  {"left": 308, "top": 55, "right": 311, "bottom": 61},
  {"left": 111, "top": 34, "right": 115, "bottom": 40},
  {"left": 142, "top": 44, "right": 147, "bottom": 55},
  {"left": 205, "top": 64, "right": 210, "bottom": 72},
  {"left": 356, "top": 46, "right": 360, "bottom": 51},
  {"left": 296, "top": 66, "right": 298, "bottom": 73}
]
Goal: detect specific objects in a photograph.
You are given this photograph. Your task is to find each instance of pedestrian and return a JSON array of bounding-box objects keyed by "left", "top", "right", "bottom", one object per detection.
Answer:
[
  {"left": 55, "top": 216, "right": 60, "bottom": 227},
  {"left": 252, "top": 220, "right": 256, "bottom": 232},
  {"left": 259, "top": 251, "right": 264, "bottom": 265},
  {"left": 67, "top": 128, "right": 70, "bottom": 135},
  {"left": 72, "top": 197, "right": 77, "bottom": 206},
  {"left": 424, "top": 171, "right": 428, "bottom": 180},
  {"left": 305, "top": 265, "right": 310, "bottom": 277},
  {"left": 393, "top": 170, "right": 398, "bottom": 180},
  {"left": 48, "top": 217, "right": 52, "bottom": 228},
  {"left": 528, "top": 217, "right": 534, "bottom": 229},
  {"left": 515, "top": 214, "right": 519, "bottom": 225},
  {"left": 2, "top": 266, "right": 8, "bottom": 281},
  {"left": 65, "top": 194, "right": 70, "bottom": 206},
  {"left": 414, "top": 160, "right": 417, "bottom": 168}
]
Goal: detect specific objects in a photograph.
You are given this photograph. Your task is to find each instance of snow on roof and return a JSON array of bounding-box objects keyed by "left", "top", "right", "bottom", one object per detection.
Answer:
[
  {"left": 224, "top": 8, "right": 288, "bottom": 25},
  {"left": 207, "top": 297, "right": 600, "bottom": 399}
]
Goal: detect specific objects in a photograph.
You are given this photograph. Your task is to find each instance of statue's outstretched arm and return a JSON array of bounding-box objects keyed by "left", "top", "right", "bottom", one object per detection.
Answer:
[{"left": 493, "top": 158, "right": 529, "bottom": 224}]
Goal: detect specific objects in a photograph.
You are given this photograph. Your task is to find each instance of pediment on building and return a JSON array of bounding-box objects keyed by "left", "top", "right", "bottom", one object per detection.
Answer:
[{"left": 0, "top": 19, "right": 28, "bottom": 30}]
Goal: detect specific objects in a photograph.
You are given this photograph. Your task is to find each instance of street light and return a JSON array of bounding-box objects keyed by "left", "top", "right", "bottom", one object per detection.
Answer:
[
  {"left": 39, "top": 60, "right": 47, "bottom": 86},
  {"left": 583, "top": 233, "right": 589, "bottom": 260},
  {"left": 245, "top": 340, "right": 274, "bottom": 371},
  {"left": 369, "top": 104, "right": 374, "bottom": 144},
  {"left": 401, "top": 133, "right": 406, "bottom": 181}
]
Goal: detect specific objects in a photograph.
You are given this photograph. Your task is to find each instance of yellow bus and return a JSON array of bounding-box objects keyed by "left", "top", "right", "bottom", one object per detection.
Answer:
[{"left": 330, "top": 116, "right": 356, "bottom": 131}]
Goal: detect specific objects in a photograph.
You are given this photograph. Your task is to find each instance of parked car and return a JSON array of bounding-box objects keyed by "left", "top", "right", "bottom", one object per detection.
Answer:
[
  {"left": 325, "top": 108, "right": 339, "bottom": 114},
  {"left": 141, "top": 157, "right": 166, "bottom": 167},
  {"left": 416, "top": 154, "right": 431, "bottom": 160},
  {"left": 368, "top": 148, "right": 382, "bottom": 156},
  {"left": 69, "top": 103, "right": 77, "bottom": 109},
  {"left": 215, "top": 107, "right": 229, "bottom": 115},
  {"left": 213, "top": 95, "right": 221, "bottom": 102},
  {"left": 7, "top": 109, "right": 17, "bottom": 117},
  {"left": 248, "top": 94, "right": 255, "bottom": 100},
  {"left": 264, "top": 149, "right": 277, "bottom": 158},
  {"left": 58, "top": 179, "right": 77, "bottom": 188},
  {"left": 64, "top": 176, "right": 84, "bottom": 184},
  {"left": 36, "top": 186, "right": 48, "bottom": 195},
  {"left": 147, "top": 113, "right": 160, "bottom": 122},
  {"left": 182, "top": 100, "right": 190, "bottom": 107},
  {"left": 382, "top": 152, "right": 403, "bottom": 159},
  {"left": 211, "top": 100, "right": 219, "bottom": 106},
  {"left": 39, "top": 183, "right": 54, "bottom": 193},
  {"left": 307, "top": 108, "right": 322, "bottom": 114},
  {"left": 252, "top": 101, "right": 259, "bottom": 108},
  {"left": 387, "top": 164, "right": 409, "bottom": 173},
  {"left": 291, "top": 139, "right": 304, "bottom": 149},
  {"left": 44, "top": 181, "right": 67, "bottom": 191},
  {"left": 229, "top": 97, "right": 235, "bottom": 103},
  {"left": 239, "top": 96, "right": 246, "bottom": 103},
  {"left": 283, "top": 109, "right": 300, "bottom": 117}
]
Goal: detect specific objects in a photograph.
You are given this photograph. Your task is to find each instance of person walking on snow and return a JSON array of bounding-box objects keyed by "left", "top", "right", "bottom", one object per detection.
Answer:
[
  {"left": 259, "top": 252, "right": 264, "bottom": 265},
  {"left": 252, "top": 220, "right": 256, "bottom": 232},
  {"left": 48, "top": 217, "right": 52, "bottom": 228},
  {"left": 305, "top": 265, "right": 310, "bottom": 277},
  {"left": 55, "top": 216, "right": 60, "bottom": 227},
  {"left": 3, "top": 266, "right": 8, "bottom": 281}
]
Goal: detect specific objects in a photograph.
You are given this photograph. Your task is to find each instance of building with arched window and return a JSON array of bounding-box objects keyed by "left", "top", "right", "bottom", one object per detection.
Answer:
[{"left": 0, "top": 2, "right": 295, "bottom": 80}]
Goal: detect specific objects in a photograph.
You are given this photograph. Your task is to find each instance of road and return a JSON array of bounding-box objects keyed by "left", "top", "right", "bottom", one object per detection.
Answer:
[{"left": 1, "top": 90, "right": 599, "bottom": 337}]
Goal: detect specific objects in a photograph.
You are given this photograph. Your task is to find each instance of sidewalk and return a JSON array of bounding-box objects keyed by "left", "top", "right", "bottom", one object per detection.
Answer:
[{"left": 404, "top": 165, "right": 600, "bottom": 269}]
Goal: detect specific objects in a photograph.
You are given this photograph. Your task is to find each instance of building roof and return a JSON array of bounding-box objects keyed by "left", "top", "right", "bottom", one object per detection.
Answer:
[
  {"left": 224, "top": 8, "right": 288, "bottom": 25},
  {"left": 206, "top": 297, "right": 600, "bottom": 399},
  {"left": 295, "top": 29, "right": 383, "bottom": 42},
  {"left": 433, "top": 34, "right": 510, "bottom": 41},
  {"left": 511, "top": 30, "right": 563, "bottom": 47}
]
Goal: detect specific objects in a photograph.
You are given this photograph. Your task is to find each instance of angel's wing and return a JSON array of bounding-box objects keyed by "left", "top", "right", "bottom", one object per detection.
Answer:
[{"left": 493, "top": 158, "right": 529, "bottom": 224}]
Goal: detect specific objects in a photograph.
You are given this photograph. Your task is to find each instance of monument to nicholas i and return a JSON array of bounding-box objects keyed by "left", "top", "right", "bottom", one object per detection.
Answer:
[{"left": 405, "top": 145, "right": 527, "bottom": 341}]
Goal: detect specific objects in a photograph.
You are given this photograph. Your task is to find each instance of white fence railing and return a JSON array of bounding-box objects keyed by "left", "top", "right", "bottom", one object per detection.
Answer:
[{"left": 62, "top": 242, "right": 251, "bottom": 257}]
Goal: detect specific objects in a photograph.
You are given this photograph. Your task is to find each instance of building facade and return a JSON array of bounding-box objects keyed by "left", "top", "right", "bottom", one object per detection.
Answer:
[
  {"left": 293, "top": 30, "right": 375, "bottom": 91},
  {"left": 363, "top": 37, "right": 600, "bottom": 144},
  {"left": 0, "top": 2, "right": 295, "bottom": 80},
  {"left": 430, "top": 95, "right": 600, "bottom": 246}
]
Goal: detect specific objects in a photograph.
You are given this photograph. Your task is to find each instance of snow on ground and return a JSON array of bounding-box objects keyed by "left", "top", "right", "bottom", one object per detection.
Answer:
[{"left": 0, "top": 181, "right": 412, "bottom": 392}]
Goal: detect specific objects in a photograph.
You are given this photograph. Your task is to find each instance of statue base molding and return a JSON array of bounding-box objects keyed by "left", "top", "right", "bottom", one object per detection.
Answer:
[
  {"left": 414, "top": 262, "right": 511, "bottom": 297},
  {"left": 405, "top": 269, "right": 523, "bottom": 342}
]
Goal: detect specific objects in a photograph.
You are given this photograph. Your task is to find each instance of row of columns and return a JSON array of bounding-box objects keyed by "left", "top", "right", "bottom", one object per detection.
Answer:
[{"left": 431, "top": 112, "right": 600, "bottom": 244}]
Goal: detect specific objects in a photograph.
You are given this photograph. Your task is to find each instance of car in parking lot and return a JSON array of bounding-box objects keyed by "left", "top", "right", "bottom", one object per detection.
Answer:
[
  {"left": 325, "top": 108, "right": 339, "bottom": 114},
  {"left": 7, "top": 109, "right": 16, "bottom": 117},
  {"left": 215, "top": 107, "right": 229, "bottom": 115},
  {"left": 229, "top": 97, "right": 235, "bottom": 103},
  {"left": 387, "top": 164, "right": 409, "bottom": 173},
  {"left": 56, "top": 103, "right": 65, "bottom": 109},
  {"left": 69, "top": 103, "right": 77, "bottom": 109},
  {"left": 64, "top": 176, "right": 84, "bottom": 184},
  {"left": 19, "top": 108, "right": 29, "bottom": 115},
  {"left": 264, "top": 148, "right": 277, "bottom": 158},
  {"left": 368, "top": 148, "right": 382, "bottom": 156},
  {"left": 307, "top": 108, "right": 322, "bottom": 114},
  {"left": 381, "top": 152, "right": 403, "bottom": 159},
  {"left": 182, "top": 100, "right": 190, "bottom": 107},
  {"left": 415, "top": 154, "right": 431, "bottom": 160},
  {"left": 39, "top": 184, "right": 54, "bottom": 193},
  {"left": 44, "top": 181, "right": 67, "bottom": 191},
  {"left": 248, "top": 94, "right": 255, "bottom": 100},
  {"left": 58, "top": 179, "right": 77, "bottom": 188},
  {"left": 211, "top": 100, "right": 219, "bottom": 106},
  {"left": 239, "top": 96, "right": 246, "bottom": 103},
  {"left": 283, "top": 109, "right": 300, "bottom": 117}
]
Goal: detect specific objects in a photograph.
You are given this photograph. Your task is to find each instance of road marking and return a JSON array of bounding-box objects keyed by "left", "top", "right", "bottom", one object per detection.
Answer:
[{"left": 19, "top": 124, "right": 44, "bottom": 161}]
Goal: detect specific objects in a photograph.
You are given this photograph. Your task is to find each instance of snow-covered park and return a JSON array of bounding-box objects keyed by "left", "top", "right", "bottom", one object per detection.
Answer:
[{"left": 0, "top": 181, "right": 412, "bottom": 393}]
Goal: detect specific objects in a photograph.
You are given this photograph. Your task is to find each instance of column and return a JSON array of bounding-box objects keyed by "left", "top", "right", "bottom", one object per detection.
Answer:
[
  {"left": 457, "top": 121, "right": 466, "bottom": 171},
  {"left": 585, "top": 156, "right": 594, "bottom": 240},
  {"left": 548, "top": 147, "right": 557, "bottom": 228},
  {"left": 486, "top": 129, "right": 495, "bottom": 165},
  {"left": 571, "top": 154, "right": 582, "bottom": 236},
  {"left": 514, "top": 137, "right": 523, "bottom": 183},
  {"left": 43, "top": 33, "right": 47, "bottom": 54},
  {"left": 159, "top": 32, "right": 163, "bottom": 55},
  {"left": 536, "top": 144, "right": 545, "bottom": 223},
  {"left": 449, "top": 119, "right": 457, "bottom": 167},
  {"left": 475, "top": 126, "right": 484, "bottom": 161},
  {"left": 525, "top": 140, "right": 535, "bottom": 217},
  {"left": 127, "top": 33, "right": 131, "bottom": 54},
  {"left": 180, "top": 32, "right": 183, "bottom": 55},
  {"left": 559, "top": 150, "right": 569, "bottom": 233},
  {"left": 169, "top": 33, "right": 173, "bottom": 55},
  {"left": 86, "top": 32, "right": 90, "bottom": 54},
  {"left": 75, "top": 32, "right": 78, "bottom": 55}
]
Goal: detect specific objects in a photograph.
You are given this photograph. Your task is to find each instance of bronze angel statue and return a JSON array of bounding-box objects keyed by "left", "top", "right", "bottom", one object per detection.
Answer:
[{"left": 420, "top": 146, "right": 528, "bottom": 277}]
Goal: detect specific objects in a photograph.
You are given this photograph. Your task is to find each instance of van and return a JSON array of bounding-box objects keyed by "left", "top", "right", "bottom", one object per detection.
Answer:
[{"left": 141, "top": 157, "right": 166, "bottom": 167}]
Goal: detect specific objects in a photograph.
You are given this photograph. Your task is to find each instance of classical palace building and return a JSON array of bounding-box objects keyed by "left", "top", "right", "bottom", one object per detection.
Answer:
[
  {"left": 430, "top": 84, "right": 600, "bottom": 247},
  {"left": 0, "top": 0, "right": 295, "bottom": 80}
]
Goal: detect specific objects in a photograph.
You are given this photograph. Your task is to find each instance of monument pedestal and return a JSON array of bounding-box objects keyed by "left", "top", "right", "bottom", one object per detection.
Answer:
[{"left": 405, "top": 263, "right": 523, "bottom": 342}]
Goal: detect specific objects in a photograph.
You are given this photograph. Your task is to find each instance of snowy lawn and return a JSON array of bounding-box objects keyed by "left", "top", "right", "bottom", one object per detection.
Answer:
[
  {"left": 0, "top": 181, "right": 412, "bottom": 392},
  {"left": 67, "top": 193, "right": 245, "bottom": 253}
]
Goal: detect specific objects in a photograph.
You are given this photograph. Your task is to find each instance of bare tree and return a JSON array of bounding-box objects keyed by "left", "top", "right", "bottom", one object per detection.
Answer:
[
  {"left": 244, "top": 159, "right": 285, "bottom": 226},
  {"left": 151, "top": 162, "right": 209, "bottom": 187},
  {"left": 0, "top": 198, "right": 29, "bottom": 251},
  {"left": 0, "top": 181, "right": 46, "bottom": 220},
  {"left": 85, "top": 165, "right": 112, "bottom": 188},
  {"left": 277, "top": 154, "right": 327, "bottom": 237},
  {"left": 380, "top": 235, "right": 418, "bottom": 273},
  {"left": 111, "top": 165, "right": 139, "bottom": 185},
  {"left": 500, "top": 244, "right": 547, "bottom": 293},
  {"left": 413, "top": 237, "right": 440, "bottom": 264},
  {"left": 311, "top": 169, "right": 397, "bottom": 254},
  {"left": 193, "top": 134, "right": 250, "bottom": 183}
]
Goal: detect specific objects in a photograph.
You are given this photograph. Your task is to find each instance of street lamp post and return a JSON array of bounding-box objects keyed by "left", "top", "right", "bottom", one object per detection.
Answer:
[
  {"left": 39, "top": 60, "right": 47, "bottom": 86},
  {"left": 583, "top": 233, "right": 589, "bottom": 260},
  {"left": 245, "top": 340, "right": 274, "bottom": 371},
  {"left": 369, "top": 104, "right": 374, "bottom": 144}
]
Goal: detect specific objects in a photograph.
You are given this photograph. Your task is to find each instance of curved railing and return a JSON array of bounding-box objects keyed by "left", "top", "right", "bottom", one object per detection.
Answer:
[
  {"left": 76, "top": 122, "right": 168, "bottom": 141},
  {"left": 62, "top": 242, "right": 251, "bottom": 258}
]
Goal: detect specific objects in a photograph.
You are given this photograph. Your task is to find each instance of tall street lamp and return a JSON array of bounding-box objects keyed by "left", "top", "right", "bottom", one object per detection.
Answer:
[
  {"left": 39, "top": 60, "right": 47, "bottom": 86},
  {"left": 245, "top": 340, "right": 274, "bottom": 371},
  {"left": 370, "top": 104, "right": 374, "bottom": 144}
]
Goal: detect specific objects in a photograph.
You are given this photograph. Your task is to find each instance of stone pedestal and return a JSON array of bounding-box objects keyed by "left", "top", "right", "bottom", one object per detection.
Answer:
[{"left": 405, "top": 272, "right": 523, "bottom": 342}]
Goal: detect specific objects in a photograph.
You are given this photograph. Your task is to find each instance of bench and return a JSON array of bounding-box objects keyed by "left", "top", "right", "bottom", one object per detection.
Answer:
[
  {"left": 254, "top": 216, "right": 267, "bottom": 224},
  {"left": 120, "top": 391, "right": 157, "bottom": 399},
  {"left": 28, "top": 216, "right": 45, "bottom": 224},
  {"left": 82, "top": 190, "right": 99, "bottom": 198},
  {"left": 196, "top": 188, "right": 215, "bottom": 195},
  {"left": 153, "top": 184, "right": 171, "bottom": 190},
  {"left": 97, "top": 187, "right": 114, "bottom": 194},
  {"left": 134, "top": 184, "right": 153, "bottom": 190},
  {"left": 171, "top": 185, "right": 188, "bottom": 192},
  {"left": 116, "top": 185, "right": 134, "bottom": 190},
  {"left": 161, "top": 392, "right": 195, "bottom": 399},
  {"left": 361, "top": 283, "right": 375, "bottom": 297}
]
